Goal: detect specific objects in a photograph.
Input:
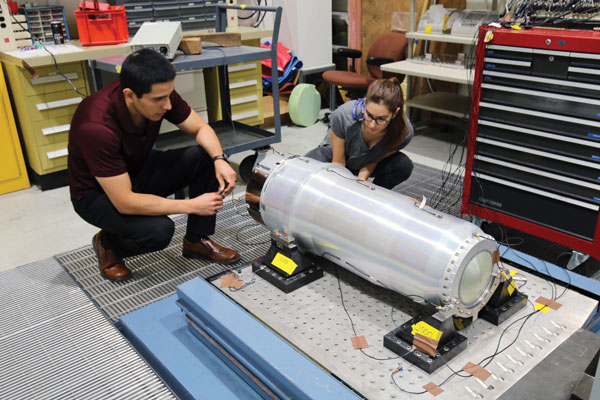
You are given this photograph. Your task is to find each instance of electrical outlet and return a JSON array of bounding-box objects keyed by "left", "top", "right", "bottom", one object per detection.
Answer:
[
  {"left": 226, "top": 0, "right": 239, "bottom": 30},
  {"left": 0, "top": 4, "right": 17, "bottom": 52}
]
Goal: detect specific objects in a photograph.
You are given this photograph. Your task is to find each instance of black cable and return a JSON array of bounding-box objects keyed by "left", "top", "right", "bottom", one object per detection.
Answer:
[
  {"left": 334, "top": 266, "right": 401, "bottom": 361},
  {"left": 478, "top": 309, "right": 540, "bottom": 368},
  {"left": 227, "top": 192, "right": 271, "bottom": 246},
  {"left": 252, "top": 0, "right": 268, "bottom": 28},
  {"left": 238, "top": 10, "right": 259, "bottom": 20},
  {"left": 390, "top": 371, "right": 428, "bottom": 395},
  {"left": 428, "top": 26, "right": 482, "bottom": 215},
  {"left": 238, "top": 0, "right": 260, "bottom": 20},
  {"left": 390, "top": 306, "right": 543, "bottom": 396}
]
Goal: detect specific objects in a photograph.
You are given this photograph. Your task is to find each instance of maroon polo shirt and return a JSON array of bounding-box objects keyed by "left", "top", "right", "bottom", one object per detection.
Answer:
[{"left": 68, "top": 80, "right": 191, "bottom": 201}]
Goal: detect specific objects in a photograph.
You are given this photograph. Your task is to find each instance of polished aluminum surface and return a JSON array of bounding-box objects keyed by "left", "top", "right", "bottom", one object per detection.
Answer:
[{"left": 248, "top": 155, "right": 500, "bottom": 317}]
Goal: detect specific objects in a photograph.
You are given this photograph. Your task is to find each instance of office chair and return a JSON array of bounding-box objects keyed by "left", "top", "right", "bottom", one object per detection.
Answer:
[{"left": 323, "top": 32, "right": 408, "bottom": 111}]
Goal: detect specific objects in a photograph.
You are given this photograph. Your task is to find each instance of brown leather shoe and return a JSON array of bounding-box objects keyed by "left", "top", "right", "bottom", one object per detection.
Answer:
[
  {"left": 92, "top": 232, "right": 132, "bottom": 282},
  {"left": 182, "top": 237, "right": 240, "bottom": 264}
]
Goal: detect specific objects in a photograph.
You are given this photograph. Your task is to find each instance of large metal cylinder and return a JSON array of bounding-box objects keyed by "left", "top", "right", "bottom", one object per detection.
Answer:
[{"left": 246, "top": 155, "right": 501, "bottom": 318}]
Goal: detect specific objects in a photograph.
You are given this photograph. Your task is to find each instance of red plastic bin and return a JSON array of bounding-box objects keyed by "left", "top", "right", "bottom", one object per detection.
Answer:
[{"left": 75, "top": 5, "right": 129, "bottom": 46}]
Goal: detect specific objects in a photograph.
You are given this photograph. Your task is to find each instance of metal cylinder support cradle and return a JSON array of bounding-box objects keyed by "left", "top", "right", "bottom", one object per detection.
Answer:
[{"left": 246, "top": 154, "right": 502, "bottom": 319}]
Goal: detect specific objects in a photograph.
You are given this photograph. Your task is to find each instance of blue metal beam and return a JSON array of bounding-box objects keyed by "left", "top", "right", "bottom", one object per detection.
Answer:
[
  {"left": 177, "top": 278, "right": 362, "bottom": 400},
  {"left": 121, "top": 295, "right": 265, "bottom": 400},
  {"left": 121, "top": 278, "right": 361, "bottom": 399}
]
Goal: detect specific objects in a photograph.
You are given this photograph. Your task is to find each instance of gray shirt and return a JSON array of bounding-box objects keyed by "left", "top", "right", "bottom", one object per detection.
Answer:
[{"left": 320, "top": 99, "right": 414, "bottom": 171}]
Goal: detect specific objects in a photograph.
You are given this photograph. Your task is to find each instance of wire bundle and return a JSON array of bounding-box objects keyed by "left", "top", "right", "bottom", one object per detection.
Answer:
[
  {"left": 504, "top": 0, "right": 600, "bottom": 27},
  {"left": 237, "top": 0, "right": 269, "bottom": 28}
]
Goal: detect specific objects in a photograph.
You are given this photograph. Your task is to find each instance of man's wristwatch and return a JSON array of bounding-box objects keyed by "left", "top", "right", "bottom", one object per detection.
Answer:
[{"left": 212, "top": 154, "right": 229, "bottom": 163}]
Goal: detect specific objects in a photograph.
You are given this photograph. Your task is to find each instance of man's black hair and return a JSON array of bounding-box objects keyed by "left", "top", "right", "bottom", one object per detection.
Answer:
[{"left": 120, "top": 48, "right": 176, "bottom": 98}]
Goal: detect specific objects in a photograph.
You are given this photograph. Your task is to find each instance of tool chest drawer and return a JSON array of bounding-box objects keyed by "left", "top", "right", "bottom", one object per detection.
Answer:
[
  {"left": 469, "top": 172, "right": 598, "bottom": 240},
  {"left": 472, "top": 155, "right": 600, "bottom": 206},
  {"left": 19, "top": 62, "right": 87, "bottom": 96},
  {"left": 477, "top": 120, "right": 600, "bottom": 163},
  {"left": 478, "top": 101, "right": 600, "bottom": 142},
  {"left": 480, "top": 82, "right": 600, "bottom": 122},
  {"left": 482, "top": 70, "right": 600, "bottom": 100}
]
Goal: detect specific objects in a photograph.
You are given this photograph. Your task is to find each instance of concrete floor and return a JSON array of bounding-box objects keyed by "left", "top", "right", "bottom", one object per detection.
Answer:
[{"left": 0, "top": 113, "right": 465, "bottom": 272}]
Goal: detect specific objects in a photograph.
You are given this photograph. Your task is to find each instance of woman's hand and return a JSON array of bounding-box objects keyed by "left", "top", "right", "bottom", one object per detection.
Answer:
[{"left": 357, "top": 161, "right": 377, "bottom": 181}]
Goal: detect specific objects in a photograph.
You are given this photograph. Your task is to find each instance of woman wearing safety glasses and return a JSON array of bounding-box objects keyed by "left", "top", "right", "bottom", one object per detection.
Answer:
[{"left": 305, "top": 77, "right": 414, "bottom": 189}]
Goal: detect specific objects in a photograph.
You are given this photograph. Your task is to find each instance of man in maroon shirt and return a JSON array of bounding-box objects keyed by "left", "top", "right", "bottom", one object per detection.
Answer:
[{"left": 69, "top": 48, "right": 240, "bottom": 282}]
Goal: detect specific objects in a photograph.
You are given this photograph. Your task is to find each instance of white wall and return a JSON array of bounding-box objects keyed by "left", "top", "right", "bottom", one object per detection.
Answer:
[
  {"left": 238, "top": 0, "right": 332, "bottom": 71},
  {"left": 272, "top": 0, "right": 332, "bottom": 71}
]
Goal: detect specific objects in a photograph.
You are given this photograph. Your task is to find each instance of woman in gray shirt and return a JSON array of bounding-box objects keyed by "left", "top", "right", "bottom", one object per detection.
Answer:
[{"left": 305, "top": 77, "right": 414, "bottom": 189}]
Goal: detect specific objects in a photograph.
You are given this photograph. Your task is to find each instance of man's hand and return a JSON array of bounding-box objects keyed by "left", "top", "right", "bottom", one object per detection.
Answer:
[
  {"left": 188, "top": 192, "right": 224, "bottom": 215},
  {"left": 214, "top": 159, "right": 237, "bottom": 196}
]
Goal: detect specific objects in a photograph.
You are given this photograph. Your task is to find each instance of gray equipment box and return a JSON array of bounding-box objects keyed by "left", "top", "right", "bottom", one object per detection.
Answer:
[{"left": 129, "top": 21, "right": 183, "bottom": 59}]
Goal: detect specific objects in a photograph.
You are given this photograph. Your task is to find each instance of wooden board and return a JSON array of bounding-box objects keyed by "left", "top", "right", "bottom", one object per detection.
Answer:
[
  {"left": 260, "top": 95, "right": 290, "bottom": 129},
  {"left": 179, "top": 38, "right": 202, "bottom": 55},
  {"left": 182, "top": 32, "right": 242, "bottom": 47}
]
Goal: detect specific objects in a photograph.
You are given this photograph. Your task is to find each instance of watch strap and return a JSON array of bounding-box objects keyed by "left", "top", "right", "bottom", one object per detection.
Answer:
[{"left": 212, "top": 154, "right": 229, "bottom": 163}]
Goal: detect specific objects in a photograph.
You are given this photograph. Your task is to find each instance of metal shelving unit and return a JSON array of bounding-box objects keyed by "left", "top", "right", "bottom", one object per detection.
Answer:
[
  {"left": 89, "top": 4, "right": 282, "bottom": 157},
  {"left": 381, "top": 3, "right": 476, "bottom": 120}
]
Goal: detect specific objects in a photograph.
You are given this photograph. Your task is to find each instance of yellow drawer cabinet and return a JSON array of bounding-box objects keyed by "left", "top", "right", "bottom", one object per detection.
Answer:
[
  {"left": 204, "top": 60, "right": 264, "bottom": 127},
  {"left": 3, "top": 61, "right": 91, "bottom": 187},
  {"left": 0, "top": 66, "right": 30, "bottom": 195}
]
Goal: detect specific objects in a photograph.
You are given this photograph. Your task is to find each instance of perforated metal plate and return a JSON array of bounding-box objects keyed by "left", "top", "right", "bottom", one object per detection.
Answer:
[
  {"left": 57, "top": 200, "right": 271, "bottom": 322},
  {"left": 0, "top": 258, "right": 175, "bottom": 399},
  {"left": 217, "top": 263, "right": 596, "bottom": 399}
]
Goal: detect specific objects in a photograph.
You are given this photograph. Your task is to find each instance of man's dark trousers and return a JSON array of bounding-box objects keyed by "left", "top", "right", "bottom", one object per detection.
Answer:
[{"left": 72, "top": 146, "right": 218, "bottom": 258}]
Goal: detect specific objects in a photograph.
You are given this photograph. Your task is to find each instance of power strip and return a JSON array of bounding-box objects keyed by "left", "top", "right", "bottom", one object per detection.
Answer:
[
  {"left": 12, "top": 14, "right": 31, "bottom": 48},
  {"left": 226, "top": 0, "right": 239, "bottom": 30},
  {"left": 0, "top": 3, "right": 17, "bottom": 51}
]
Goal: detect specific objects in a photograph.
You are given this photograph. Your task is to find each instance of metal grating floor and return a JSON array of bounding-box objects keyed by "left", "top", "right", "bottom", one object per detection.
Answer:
[
  {"left": 56, "top": 200, "right": 272, "bottom": 322},
  {"left": 0, "top": 258, "right": 175, "bottom": 399}
]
